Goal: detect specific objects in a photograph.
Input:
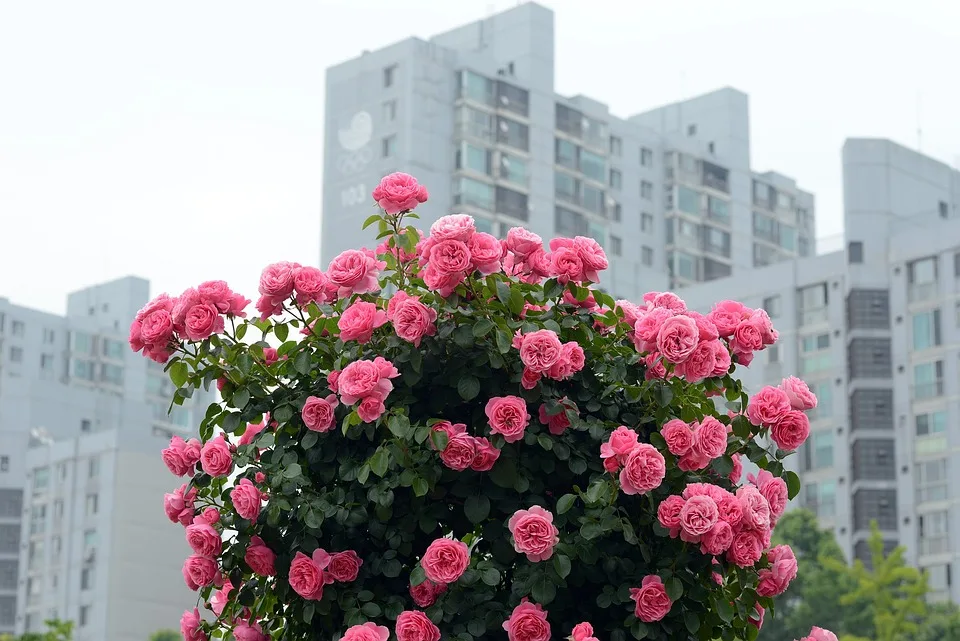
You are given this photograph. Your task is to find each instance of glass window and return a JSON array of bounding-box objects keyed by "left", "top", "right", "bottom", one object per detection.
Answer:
[
  {"left": 588, "top": 223, "right": 606, "bottom": 248},
  {"left": 677, "top": 186, "right": 700, "bottom": 215},
  {"left": 640, "top": 147, "right": 654, "bottom": 167},
  {"left": 43, "top": 329, "right": 55, "bottom": 344},
  {"left": 609, "top": 168, "right": 622, "bottom": 190},
  {"left": 29, "top": 505, "right": 46, "bottom": 535},
  {"left": 640, "top": 181, "right": 653, "bottom": 200},
  {"left": 457, "top": 106, "right": 494, "bottom": 141},
  {"left": 381, "top": 136, "right": 396, "bottom": 158},
  {"left": 703, "top": 258, "right": 731, "bottom": 281},
  {"left": 676, "top": 219, "right": 699, "bottom": 242},
  {"left": 609, "top": 136, "right": 622, "bottom": 157},
  {"left": 753, "top": 212, "right": 778, "bottom": 243},
  {"left": 848, "top": 241, "right": 864, "bottom": 264},
  {"left": 818, "top": 481, "right": 836, "bottom": 517},
  {"left": 641, "top": 213, "right": 654, "bottom": 233},
  {"left": 813, "top": 431, "right": 834, "bottom": 468},
  {"left": 707, "top": 196, "right": 730, "bottom": 223},
  {"left": 763, "top": 295, "right": 782, "bottom": 318},
  {"left": 496, "top": 81, "right": 529, "bottom": 117},
  {"left": 555, "top": 206, "right": 588, "bottom": 237},
  {"left": 33, "top": 468, "right": 49, "bottom": 492},
  {"left": 670, "top": 252, "right": 697, "bottom": 281},
  {"left": 579, "top": 149, "right": 606, "bottom": 182},
  {"left": 780, "top": 225, "right": 797, "bottom": 251},
  {"left": 610, "top": 236, "right": 622, "bottom": 257},
  {"left": 916, "top": 411, "right": 948, "bottom": 436},
  {"left": 100, "top": 364, "right": 124, "bottom": 386},
  {"left": 474, "top": 217, "right": 494, "bottom": 235},
  {"left": 458, "top": 143, "right": 491, "bottom": 175},
  {"left": 807, "top": 380, "right": 833, "bottom": 421},
  {"left": 913, "top": 361, "right": 944, "bottom": 400},
  {"left": 496, "top": 117, "right": 528, "bottom": 151},
  {"left": 642, "top": 246, "right": 653, "bottom": 266},
  {"left": 459, "top": 71, "right": 494, "bottom": 105},
  {"left": 800, "top": 333, "right": 831, "bottom": 374},
  {"left": 495, "top": 186, "right": 529, "bottom": 222},
  {"left": 917, "top": 459, "right": 949, "bottom": 503},
  {"left": 383, "top": 100, "right": 396, "bottom": 122},
  {"left": 908, "top": 257, "right": 938, "bottom": 284},
  {"left": 40, "top": 354, "right": 54, "bottom": 371},
  {"left": 11, "top": 321, "right": 24, "bottom": 337},
  {"left": 703, "top": 226, "right": 731, "bottom": 257},
  {"left": 499, "top": 153, "right": 528, "bottom": 185},
  {"left": 610, "top": 201, "right": 622, "bottom": 222},
  {"left": 84, "top": 530, "right": 98, "bottom": 549},
  {"left": 72, "top": 359, "right": 95, "bottom": 381},
  {"left": 554, "top": 172, "right": 578, "bottom": 204},
  {"left": 912, "top": 309, "right": 942, "bottom": 350},
  {"left": 799, "top": 283, "right": 829, "bottom": 325},
  {"left": 581, "top": 185, "right": 605, "bottom": 215},
  {"left": 85, "top": 494, "right": 98, "bottom": 516},
  {"left": 777, "top": 191, "right": 793, "bottom": 209},
  {"left": 455, "top": 177, "right": 495, "bottom": 211},
  {"left": 9, "top": 347, "right": 22, "bottom": 363},
  {"left": 88, "top": 457, "right": 100, "bottom": 479},
  {"left": 81, "top": 567, "right": 94, "bottom": 591},
  {"left": 555, "top": 139, "right": 578, "bottom": 169},
  {"left": 383, "top": 65, "right": 396, "bottom": 88},
  {"left": 79, "top": 605, "right": 90, "bottom": 627}
]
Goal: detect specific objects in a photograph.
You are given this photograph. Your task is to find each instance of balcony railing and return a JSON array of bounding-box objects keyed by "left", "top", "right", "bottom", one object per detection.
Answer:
[
  {"left": 800, "top": 307, "right": 829, "bottom": 326},
  {"left": 920, "top": 535, "right": 950, "bottom": 556},
  {"left": 912, "top": 380, "right": 944, "bottom": 400},
  {"left": 908, "top": 282, "right": 938, "bottom": 303}
]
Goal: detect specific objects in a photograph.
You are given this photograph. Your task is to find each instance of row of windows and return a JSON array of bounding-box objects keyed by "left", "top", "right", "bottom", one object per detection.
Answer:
[
  {"left": 454, "top": 177, "right": 529, "bottom": 222},
  {"left": 455, "top": 142, "right": 528, "bottom": 187},
  {"left": 608, "top": 136, "right": 654, "bottom": 168},
  {"left": 33, "top": 458, "right": 100, "bottom": 493}
]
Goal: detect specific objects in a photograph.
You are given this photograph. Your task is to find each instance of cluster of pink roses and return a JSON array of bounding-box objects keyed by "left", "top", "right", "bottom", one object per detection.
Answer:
[
  {"left": 513, "top": 328, "right": 586, "bottom": 389},
  {"left": 431, "top": 421, "right": 501, "bottom": 472},
  {"left": 660, "top": 416, "right": 729, "bottom": 471},
  {"left": 415, "top": 214, "right": 503, "bottom": 295},
  {"left": 288, "top": 547, "right": 363, "bottom": 601},
  {"left": 600, "top": 426, "right": 667, "bottom": 495},
  {"left": 182, "top": 509, "right": 224, "bottom": 591},
  {"left": 130, "top": 280, "right": 249, "bottom": 363},
  {"left": 629, "top": 575, "right": 674, "bottom": 623},
  {"left": 328, "top": 357, "right": 400, "bottom": 423},
  {"left": 508, "top": 506, "right": 560, "bottom": 562},
  {"left": 747, "top": 376, "right": 817, "bottom": 451}
]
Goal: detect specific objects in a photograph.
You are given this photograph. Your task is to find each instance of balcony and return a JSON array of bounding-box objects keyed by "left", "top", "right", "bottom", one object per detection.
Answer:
[
  {"left": 912, "top": 380, "right": 944, "bottom": 401},
  {"left": 908, "top": 282, "right": 938, "bottom": 303},
  {"left": 920, "top": 535, "right": 950, "bottom": 556},
  {"left": 800, "top": 307, "right": 829, "bottom": 326}
]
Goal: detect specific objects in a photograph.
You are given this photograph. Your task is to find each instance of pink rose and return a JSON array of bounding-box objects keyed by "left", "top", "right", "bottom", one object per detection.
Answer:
[
  {"left": 517, "top": 329, "right": 563, "bottom": 373},
  {"left": 254, "top": 471, "right": 266, "bottom": 483},
  {"left": 161, "top": 436, "right": 202, "bottom": 477},
  {"left": 547, "top": 342, "right": 585, "bottom": 380},
  {"left": 430, "top": 420, "right": 466, "bottom": 444},
  {"left": 185, "top": 522, "right": 221, "bottom": 558},
  {"left": 737, "top": 486, "right": 772, "bottom": 532},
  {"left": 327, "top": 550, "right": 363, "bottom": 582},
  {"left": 259, "top": 261, "right": 298, "bottom": 300},
  {"left": 338, "top": 301, "right": 388, "bottom": 343},
  {"left": 700, "top": 521, "right": 734, "bottom": 556},
  {"left": 485, "top": 396, "right": 530, "bottom": 443},
  {"left": 471, "top": 437, "right": 501, "bottom": 472},
  {"left": 505, "top": 227, "right": 543, "bottom": 259},
  {"left": 183, "top": 303, "right": 224, "bottom": 341},
  {"left": 423, "top": 263, "right": 466, "bottom": 297},
  {"left": 302, "top": 395, "right": 338, "bottom": 432},
  {"left": 395, "top": 611, "right": 441, "bottom": 641},
  {"left": 343, "top": 623, "right": 390, "bottom": 641},
  {"left": 644, "top": 352, "right": 667, "bottom": 380},
  {"left": 390, "top": 296, "right": 437, "bottom": 347},
  {"left": 804, "top": 627, "right": 839, "bottom": 641},
  {"left": 293, "top": 266, "right": 330, "bottom": 305},
  {"left": 182, "top": 554, "right": 219, "bottom": 590},
  {"left": 231, "top": 478, "right": 262, "bottom": 521},
  {"left": 138, "top": 308, "right": 175, "bottom": 345},
  {"left": 180, "top": 608, "right": 207, "bottom": 641},
  {"left": 630, "top": 575, "right": 673, "bottom": 623},
  {"left": 429, "top": 239, "right": 472, "bottom": 275},
  {"left": 164, "top": 484, "right": 197, "bottom": 526},
  {"left": 600, "top": 426, "right": 640, "bottom": 465},
  {"left": 327, "top": 248, "right": 385, "bottom": 299},
  {"left": 508, "top": 506, "right": 560, "bottom": 562},
  {"left": 337, "top": 358, "right": 398, "bottom": 405},
  {"left": 657, "top": 495, "right": 685, "bottom": 532},
  {"left": 233, "top": 621, "right": 268, "bottom": 641},
  {"left": 409, "top": 580, "right": 447, "bottom": 607},
  {"left": 780, "top": 376, "right": 818, "bottom": 410},
  {"left": 210, "top": 579, "right": 233, "bottom": 616},
  {"left": 503, "top": 600, "right": 551, "bottom": 641},
  {"left": 729, "top": 453, "right": 743, "bottom": 484},
  {"left": 255, "top": 295, "right": 283, "bottom": 319},
  {"left": 757, "top": 545, "right": 798, "bottom": 597},
  {"left": 357, "top": 396, "right": 387, "bottom": 423},
  {"left": 752, "top": 308, "right": 777, "bottom": 345},
  {"left": 756, "top": 473, "right": 788, "bottom": 521},
  {"left": 633, "top": 307, "right": 674, "bottom": 349},
  {"left": 675, "top": 340, "right": 716, "bottom": 382},
  {"left": 693, "top": 416, "right": 728, "bottom": 460},
  {"left": 288, "top": 550, "right": 329, "bottom": 600},
  {"left": 707, "top": 300, "right": 746, "bottom": 337},
  {"left": 677, "top": 451, "right": 710, "bottom": 472},
  {"left": 679, "top": 495, "right": 719, "bottom": 537},
  {"left": 571, "top": 236, "right": 609, "bottom": 282},
  {"left": 731, "top": 316, "right": 764, "bottom": 353},
  {"left": 570, "top": 623, "right": 594, "bottom": 641},
  {"left": 429, "top": 214, "right": 476, "bottom": 242},
  {"left": 734, "top": 349, "right": 754, "bottom": 366},
  {"left": 421, "top": 538, "right": 470, "bottom": 584},
  {"left": 748, "top": 604, "right": 765, "bottom": 630},
  {"left": 717, "top": 494, "right": 744, "bottom": 527},
  {"left": 711, "top": 341, "right": 732, "bottom": 376},
  {"left": 196, "top": 507, "right": 220, "bottom": 525},
  {"left": 372, "top": 172, "right": 429, "bottom": 215},
  {"left": 262, "top": 347, "right": 279, "bottom": 366},
  {"left": 648, "top": 292, "right": 686, "bottom": 312},
  {"left": 239, "top": 421, "right": 267, "bottom": 447},
  {"left": 549, "top": 246, "right": 586, "bottom": 284},
  {"left": 538, "top": 403, "right": 571, "bottom": 436},
  {"left": 746, "top": 386, "right": 792, "bottom": 427},
  {"left": 440, "top": 433, "right": 478, "bottom": 471},
  {"left": 618, "top": 444, "right": 666, "bottom": 495},
  {"left": 656, "top": 315, "right": 700, "bottom": 364},
  {"left": 771, "top": 410, "right": 811, "bottom": 451},
  {"left": 727, "top": 529, "right": 764, "bottom": 568},
  {"left": 521, "top": 368, "right": 541, "bottom": 390},
  {"left": 661, "top": 419, "right": 693, "bottom": 456},
  {"left": 200, "top": 435, "right": 234, "bottom": 477},
  {"left": 468, "top": 232, "right": 503, "bottom": 274},
  {"left": 603, "top": 456, "right": 620, "bottom": 474},
  {"left": 245, "top": 536, "right": 276, "bottom": 576}
]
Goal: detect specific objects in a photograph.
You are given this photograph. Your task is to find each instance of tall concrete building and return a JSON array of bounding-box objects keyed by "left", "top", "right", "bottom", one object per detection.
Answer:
[
  {"left": 0, "top": 278, "right": 214, "bottom": 639},
  {"left": 321, "top": 2, "right": 814, "bottom": 301},
  {"left": 683, "top": 139, "right": 960, "bottom": 601}
]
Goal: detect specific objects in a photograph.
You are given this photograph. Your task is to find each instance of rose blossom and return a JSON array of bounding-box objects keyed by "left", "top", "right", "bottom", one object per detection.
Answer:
[
  {"left": 180, "top": 608, "right": 206, "bottom": 641},
  {"left": 679, "top": 495, "right": 719, "bottom": 537},
  {"left": 337, "top": 358, "right": 399, "bottom": 405},
  {"left": 357, "top": 396, "right": 387, "bottom": 423},
  {"left": 516, "top": 329, "right": 563, "bottom": 373},
  {"left": 470, "top": 437, "right": 501, "bottom": 472},
  {"left": 342, "top": 623, "right": 390, "bottom": 641},
  {"left": 161, "top": 436, "right": 202, "bottom": 477},
  {"left": 164, "top": 484, "right": 197, "bottom": 526},
  {"left": 440, "top": 433, "right": 478, "bottom": 471},
  {"left": 630, "top": 575, "right": 673, "bottom": 623},
  {"left": 729, "top": 453, "right": 743, "bottom": 484},
  {"left": 521, "top": 368, "right": 541, "bottom": 390},
  {"left": 395, "top": 611, "right": 441, "bottom": 641},
  {"left": 661, "top": 419, "right": 693, "bottom": 456},
  {"left": 245, "top": 536, "right": 276, "bottom": 576},
  {"left": 505, "top": 227, "right": 543, "bottom": 259},
  {"left": 200, "top": 435, "right": 233, "bottom": 477},
  {"left": 502, "top": 599, "right": 550, "bottom": 641},
  {"left": 633, "top": 307, "right": 674, "bottom": 350},
  {"left": 549, "top": 246, "right": 586, "bottom": 284},
  {"left": 302, "top": 394, "right": 339, "bottom": 432},
  {"left": 372, "top": 172, "right": 429, "bottom": 214},
  {"left": 802, "top": 627, "right": 839, "bottom": 641},
  {"left": 182, "top": 554, "right": 219, "bottom": 590},
  {"left": 485, "top": 396, "right": 530, "bottom": 443},
  {"left": 693, "top": 416, "right": 728, "bottom": 460},
  {"left": 288, "top": 550, "right": 330, "bottom": 600},
  {"left": 538, "top": 402, "right": 572, "bottom": 435},
  {"left": 210, "top": 579, "right": 233, "bottom": 616},
  {"left": 717, "top": 494, "right": 744, "bottom": 527},
  {"left": 644, "top": 352, "right": 668, "bottom": 380},
  {"left": 572, "top": 236, "right": 609, "bottom": 281},
  {"left": 676, "top": 340, "right": 717, "bottom": 382},
  {"left": 429, "top": 214, "right": 476, "bottom": 242},
  {"left": 600, "top": 425, "right": 640, "bottom": 465},
  {"left": 327, "top": 248, "right": 385, "bottom": 298},
  {"left": 409, "top": 580, "right": 447, "bottom": 607},
  {"left": 509, "top": 506, "right": 560, "bottom": 562},
  {"left": 185, "top": 521, "right": 221, "bottom": 558},
  {"left": 731, "top": 315, "right": 764, "bottom": 353},
  {"left": 727, "top": 529, "right": 765, "bottom": 568},
  {"left": 657, "top": 495, "right": 685, "bottom": 532},
  {"left": 771, "top": 410, "right": 811, "bottom": 451},
  {"left": 707, "top": 300, "right": 746, "bottom": 337},
  {"left": 231, "top": 478, "right": 262, "bottom": 521},
  {"left": 429, "top": 239, "right": 472, "bottom": 275},
  {"left": 746, "top": 386, "right": 792, "bottom": 427},
  {"left": 468, "top": 232, "right": 503, "bottom": 274},
  {"left": 570, "top": 623, "right": 594, "bottom": 641},
  {"left": 327, "top": 550, "right": 363, "bottom": 582},
  {"left": 233, "top": 621, "right": 269, "bottom": 641},
  {"left": 421, "top": 538, "right": 470, "bottom": 584},
  {"left": 259, "top": 261, "right": 298, "bottom": 300},
  {"left": 656, "top": 315, "right": 700, "bottom": 364},
  {"left": 756, "top": 545, "right": 798, "bottom": 597},
  {"left": 338, "top": 301, "right": 388, "bottom": 343},
  {"left": 754, "top": 470, "right": 789, "bottom": 520},
  {"left": 293, "top": 266, "right": 329, "bottom": 305},
  {"left": 389, "top": 294, "right": 437, "bottom": 346},
  {"left": 780, "top": 376, "right": 818, "bottom": 410},
  {"left": 700, "top": 521, "right": 734, "bottom": 556},
  {"left": 547, "top": 342, "right": 585, "bottom": 380},
  {"left": 195, "top": 507, "right": 220, "bottom": 525},
  {"left": 737, "top": 486, "right": 772, "bottom": 532},
  {"left": 618, "top": 444, "right": 666, "bottom": 495}
]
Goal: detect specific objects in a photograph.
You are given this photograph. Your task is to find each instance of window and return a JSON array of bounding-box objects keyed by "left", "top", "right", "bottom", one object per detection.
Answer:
[
  {"left": 496, "top": 117, "right": 529, "bottom": 151},
  {"left": 610, "top": 236, "right": 622, "bottom": 257},
  {"left": 80, "top": 419, "right": 92, "bottom": 433},
  {"left": 42, "top": 328, "right": 55, "bottom": 344},
  {"left": 53, "top": 499, "right": 63, "bottom": 520},
  {"left": 71, "top": 331, "right": 94, "bottom": 354},
  {"left": 9, "top": 347, "right": 22, "bottom": 363},
  {"left": 846, "top": 289, "right": 890, "bottom": 329},
  {"left": 383, "top": 100, "right": 397, "bottom": 122},
  {"left": 88, "top": 457, "right": 100, "bottom": 479},
  {"left": 0, "top": 457, "right": 7, "bottom": 473},
  {"left": 939, "top": 201, "right": 949, "bottom": 218},
  {"left": 381, "top": 136, "right": 396, "bottom": 158},
  {"left": 71, "top": 358, "right": 94, "bottom": 379},
  {"left": 920, "top": 512, "right": 950, "bottom": 555},
  {"left": 911, "top": 309, "right": 942, "bottom": 350},
  {"left": 100, "top": 363, "right": 124, "bottom": 386},
  {"left": 498, "top": 153, "right": 528, "bottom": 185},
  {"left": 753, "top": 212, "right": 778, "bottom": 243},
  {"left": 767, "top": 345, "right": 779, "bottom": 364},
  {"left": 640, "top": 147, "right": 653, "bottom": 167},
  {"left": 641, "top": 246, "right": 653, "bottom": 267},
  {"left": 495, "top": 186, "right": 529, "bottom": 221},
  {"left": 754, "top": 242, "right": 780, "bottom": 267},
  {"left": 687, "top": 124, "right": 697, "bottom": 136},
  {"left": 609, "top": 136, "right": 622, "bottom": 156},
  {"left": 555, "top": 139, "right": 577, "bottom": 169},
  {"left": 807, "top": 381, "right": 833, "bottom": 422},
  {"left": 456, "top": 143, "right": 492, "bottom": 175},
  {"left": 11, "top": 320, "right": 24, "bottom": 337},
  {"left": 670, "top": 251, "right": 698, "bottom": 281},
  {"left": 916, "top": 411, "right": 947, "bottom": 437},
  {"left": 609, "top": 168, "right": 622, "bottom": 190},
  {"left": 579, "top": 149, "right": 606, "bottom": 182},
  {"left": 79, "top": 605, "right": 90, "bottom": 627},
  {"left": 813, "top": 431, "right": 834, "bottom": 468},
  {"left": 641, "top": 212, "right": 654, "bottom": 233},
  {"left": 805, "top": 481, "right": 836, "bottom": 517},
  {"left": 848, "top": 338, "right": 892, "bottom": 379},
  {"left": 51, "top": 536, "right": 61, "bottom": 558},
  {"left": 702, "top": 226, "right": 731, "bottom": 257},
  {"left": 383, "top": 65, "right": 396, "bottom": 88},
  {"left": 677, "top": 186, "right": 700, "bottom": 215},
  {"left": 85, "top": 493, "right": 98, "bottom": 516},
  {"left": 455, "top": 177, "right": 495, "bottom": 211},
  {"left": 496, "top": 80, "right": 529, "bottom": 117},
  {"left": 913, "top": 361, "right": 944, "bottom": 400},
  {"left": 40, "top": 354, "right": 53, "bottom": 371},
  {"left": 581, "top": 185, "right": 605, "bottom": 216},
  {"left": 848, "top": 241, "right": 863, "bottom": 264},
  {"left": 707, "top": 196, "right": 730, "bottom": 224},
  {"left": 916, "top": 458, "right": 948, "bottom": 503},
  {"left": 908, "top": 257, "right": 938, "bottom": 302},
  {"left": 763, "top": 295, "right": 782, "bottom": 319},
  {"left": 703, "top": 258, "right": 731, "bottom": 281},
  {"left": 702, "top": 161, "right": 730, "bottom": 193},
  {"left": 457, "top": 106, "right": 494, "bottom": 141},
  {"left": 798, "top": 283, "right": 828, "bottom": 325},
  {"left": 81, "top": 567, "right": 94, "bottom": 590},
  {"left": 84, "top": 529, "right": 97, "bottom": 549},
  {"left": 555, "top": 206, "right": 588, "bottom": 237},
  {"left": 33, "top": 468, "right": 49, "bottom": 492},
  {"left": 28, "top": 540, "right": 44, "bottom": 569},
  {"left": 800, "top": 333, "right": 831, "bottom": 374},
  {"left": 610, "top": 202, "right": 622, "bottom": 222},
  {"left": 29, "top": 505, "right": 46, "bottom": 535},
  {"left": 640, "top": 181, "right": 653, "bottom": 200}
]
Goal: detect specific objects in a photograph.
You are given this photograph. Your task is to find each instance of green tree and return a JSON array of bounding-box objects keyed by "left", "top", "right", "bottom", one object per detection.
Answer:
[
  {"left": 913, "top": 603, "right": 960, "bottom": 641},
  {"left": 0, "top": 619, "right": 73, "bottom": 641},
  {"left": 148, "top": 630, "right": 179, "bottom": 641}
]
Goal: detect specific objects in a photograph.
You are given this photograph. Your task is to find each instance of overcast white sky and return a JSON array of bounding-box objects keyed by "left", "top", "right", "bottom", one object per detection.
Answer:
[{"left": 2, "top": 0, "right": 958, "bottom": 315}]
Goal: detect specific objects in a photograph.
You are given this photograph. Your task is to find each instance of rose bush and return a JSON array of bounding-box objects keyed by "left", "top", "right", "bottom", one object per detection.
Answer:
[{"left": 137, "top": 172, "right": 836, "bottom": 641}]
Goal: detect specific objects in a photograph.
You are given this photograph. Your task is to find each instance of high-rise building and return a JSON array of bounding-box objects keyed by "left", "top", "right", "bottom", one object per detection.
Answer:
[
  {"left": 682, "top": 138, "right": 960, "bottom": 601},
  {"left": 321, "top": 2, "right": 814, "bottom": 300},
  {"left": 0, "top": 277, "right": 214, "bottom": 639}
]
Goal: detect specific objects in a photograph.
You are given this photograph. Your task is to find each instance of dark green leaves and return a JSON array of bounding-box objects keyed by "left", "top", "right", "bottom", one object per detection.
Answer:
[
  {"left": 665, "top": 576, "right": 684, "bottom": 601},
  {"left": 785, "top": 470, "right": 802, "bottom": 499},
  {"left": 457, "top": 376, "right": 481, "bottom": 401},
  {"left": 472, "top": 319, "right": 496, "bottom": 338},
  {"left": 552, "top": 554, "right": 571, "bottom": 579},
  {"left": 683, "top": 611, "right": 700, "bottom": 634},
  {"left": 556, "top": 494, "right": 577, "bottom": 514},
  {"left": 294, "top": 350, "right": 312, "bottom": 375},
  {"left": 282, "top": 463, "right": 301, "bottom": 479},
  {"left": 275, "top": 322, "right": 289, "bottom": 342},
  {"left": 369, "top": 448, "right": 391, "bottom": 477},
  {"left": 169, "top": 361, "right": 188, "bottom": 387},
  {"left": 464, "top": 495, "right": 490, "bottom": 524}
]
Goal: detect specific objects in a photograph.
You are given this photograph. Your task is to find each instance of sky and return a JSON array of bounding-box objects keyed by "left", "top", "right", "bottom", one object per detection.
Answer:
[{"left": 2, "top": 0, "right": 958, "bottom": 315}]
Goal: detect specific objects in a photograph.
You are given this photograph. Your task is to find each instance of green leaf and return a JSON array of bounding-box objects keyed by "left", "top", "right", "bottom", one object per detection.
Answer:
[
  {"left": 302, "top": 603, "right": 315, "bottom": 624},
  {"left": 531, "top": 575, "right": 557, "bottom": 604},
  {"left": 294, "top": 351, "right": 312, "bottom": 375},
  {"left": 553, "top": 554, "right": 571, "bottom": 579},
  {"left": 283, "top": 463, "right": 301, "bottom": 479},
  {"left": 657, "top": 384, "right": 674, "bottom": 407},
  {"left": 275, "top": 322, "right": 289, "bottom": 342},
  {"left": 715, "top": 597, "right": 734, "bottom": 623},
  {"left": 557, "top": 494, "right": 577, "bottom": 515},
  {"left": 412, "top": 477, "right": 429, "bottom": 497},
  {"left": 169, "top": 361, "right": 188, "bottom": 388},
  {"left": 472, "top": 318, "right": 496, "bottom": 338},
  {"left": 543, "top": 278, "right": 563, "bottom": 300},
  {"left": 495, "top": 281, "right": 512, "bottom": 306},
  {"left": 232, "top": 388, "right": 250, "bottom": 410},
  {"left": 362, "top": 214, "right": 381, "bottom": 229},
  {"left": 457, "top": 376, "right": 481, "bottom": 401},
  {"left": 785, "top": 470, "right": 801, "bottom": 499},
  {"left": 357, "top": 464, "right": 371, "bottom": 485},
  {"left": 580, "top": 522, "right": 603, "bottom": 540},
  {"left": 537, "top": 434, "right": 553, "bottom": 451},
  {"left": 361, "top": 602, "right": 382, "bottom": 617},
  {"left": 429, "top": 429, "right": 449, "bottom": 451},
  {"left": 630, "top": 622, "right": 649, "bottom": 640},
  {"left": 300, "top": 431, "right": 317, "bottom": 449},
  {"left": 508, "top": 287, "right": 526, "bottom": 316},
  {"left": 410, "top": 565, "right": 426, "bottom": 586},
  {"left": 369, "top": 448, "right": 390, "bottom": 477},
  {"left": 683, "top": 611, "right": 699, "bottom": 635},
  {"left": 711, "top": 455, "right": 734, "bottom": 477},
  {"left": 585, "top": 480, "right": 606, "bottom": 505},
  {"left": 222, "top": 412, "right": 242, "bottom": 434},
  {"left": 665, "top": 577, "right": 684, "bottom": 601},
  {"left": 387, "top": 414, "right": 410, "bottom": 439},
  {"left": 480, "top": 568, "right": 500, "bottom": 587},
  {"left": 464, "top": 495, "right": 490, "bottom": 524},
  {"left": 494, "top": 329, "right": 512, "bottom": 354},
  {"left": 237, "top": 353, "right": 254, "bottom": 375}
]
